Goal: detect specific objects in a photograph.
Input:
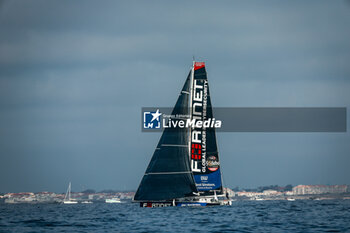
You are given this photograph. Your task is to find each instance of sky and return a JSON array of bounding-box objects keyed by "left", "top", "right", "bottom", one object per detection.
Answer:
[{"left": 0, "top": 0, "right": 349, "bottom": 193}]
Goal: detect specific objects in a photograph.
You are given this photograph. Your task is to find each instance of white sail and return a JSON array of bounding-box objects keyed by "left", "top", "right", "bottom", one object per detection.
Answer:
[{"left": 63, "top": 182, "right": 78, "bottom": 204}]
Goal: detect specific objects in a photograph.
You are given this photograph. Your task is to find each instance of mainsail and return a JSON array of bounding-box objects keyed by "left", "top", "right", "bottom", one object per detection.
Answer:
[
  {"left": 134, "top": 62, "right": 222, "bottom": 202},
  {"left": 134, "top": 72, "right": 197, "bottom": 201}
]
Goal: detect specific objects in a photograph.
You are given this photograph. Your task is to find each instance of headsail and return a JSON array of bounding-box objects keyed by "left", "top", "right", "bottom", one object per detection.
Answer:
[
  {"left": 190, "top": 62, "right": 223, "bottom": 194},
  {"left": 134, "top": 72, "right": 197, "bottom": 201}
]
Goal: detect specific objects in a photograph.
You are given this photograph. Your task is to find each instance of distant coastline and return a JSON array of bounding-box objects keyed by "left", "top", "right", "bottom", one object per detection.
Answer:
[
  {"left": 0, "top": 184, "right": 349, "bottom": 204},
  {"left": 0, "top": 191, "right": 134, "bottom": 204}
]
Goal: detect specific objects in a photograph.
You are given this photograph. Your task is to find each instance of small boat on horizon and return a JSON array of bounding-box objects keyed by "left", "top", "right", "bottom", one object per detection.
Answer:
[
  {"left": 63, "top": 182, "right": 78, "bottom": 204},
  {"left": 105, "top": 198, "right": 121, "bottom": 203},
  {"left": 81, "top": 200, "right": 93, "bottom": 204}
]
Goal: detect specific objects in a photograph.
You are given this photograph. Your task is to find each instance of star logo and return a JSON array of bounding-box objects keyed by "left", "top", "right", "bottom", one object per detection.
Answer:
[
  {"left": 143, "top": 109, "right": 162, "bottom": 129},
  {"left": 150, "top": 109, "right": 162, "bottom": 122}
]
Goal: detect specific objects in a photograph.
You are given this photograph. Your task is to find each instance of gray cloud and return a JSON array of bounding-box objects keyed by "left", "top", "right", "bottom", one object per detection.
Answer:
[{"left": 0, "top": 0, "right": 349, "bottom": 192}]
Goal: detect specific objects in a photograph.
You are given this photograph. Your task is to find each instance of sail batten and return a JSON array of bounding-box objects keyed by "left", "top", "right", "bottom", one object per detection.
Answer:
[
  {"left": 160, "top": 144, "right": 188, "bottom": 147},
  {"left": 146, "top": 171, "right": 192, "bottom": 175}
]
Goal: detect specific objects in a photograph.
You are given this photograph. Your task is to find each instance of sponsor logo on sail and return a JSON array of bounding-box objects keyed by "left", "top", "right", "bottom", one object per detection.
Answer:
[
  {"left": 207, "top": 156, "right": 220, "bottom": 172},
  {"left": 191, "top": 79, "right": 205, "bottom": 173}
]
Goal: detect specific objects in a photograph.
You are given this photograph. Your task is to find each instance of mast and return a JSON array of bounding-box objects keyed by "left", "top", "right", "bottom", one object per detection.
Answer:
[
  {"left": 68, "top": 182, "right": 71, "bottom": 200},
  {"left": 65, "top": 182, "right": 71, "bottom": 201}
]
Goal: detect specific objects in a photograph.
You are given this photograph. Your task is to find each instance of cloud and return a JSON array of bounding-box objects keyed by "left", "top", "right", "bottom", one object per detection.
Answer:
[{"left": 0, "top": 0, "right": 350, "bottom": 192}]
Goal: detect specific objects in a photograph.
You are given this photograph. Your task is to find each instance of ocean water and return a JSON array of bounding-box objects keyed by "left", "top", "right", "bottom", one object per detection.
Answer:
[{"left": 0, "top": 200, "right": 349, "bottom": 233}]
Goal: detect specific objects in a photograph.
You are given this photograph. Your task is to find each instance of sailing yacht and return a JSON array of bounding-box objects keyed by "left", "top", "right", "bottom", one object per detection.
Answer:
[
  {"left": 63, "top": 182, "right": 78, "bottom": 204},
  {"left": 134, "top": 61, "right": 232, "bottom": 207},
  {"left": 105, "top": 198, "right": 122, "bottom": 203}
]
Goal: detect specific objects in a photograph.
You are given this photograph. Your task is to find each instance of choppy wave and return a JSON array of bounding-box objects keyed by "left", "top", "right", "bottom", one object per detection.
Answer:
[{"left": 0, "top": 200, "right": 349, "bottom": 232}]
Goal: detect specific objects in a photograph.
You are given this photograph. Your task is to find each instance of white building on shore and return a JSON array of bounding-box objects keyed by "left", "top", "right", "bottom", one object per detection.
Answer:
[{"left": 293, "top": 185, "right": 348, "bottom": 195}]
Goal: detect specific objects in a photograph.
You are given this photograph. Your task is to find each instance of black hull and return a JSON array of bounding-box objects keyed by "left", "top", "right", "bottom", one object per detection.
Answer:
[{"left": 139, "top": 199, "right": 232, "bottom": 207}]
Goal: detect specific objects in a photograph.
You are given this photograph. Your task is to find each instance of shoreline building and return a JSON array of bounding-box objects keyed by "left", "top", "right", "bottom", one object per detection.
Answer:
[{"left": 293, "top": 185, "right": 348, "bottom": 195}]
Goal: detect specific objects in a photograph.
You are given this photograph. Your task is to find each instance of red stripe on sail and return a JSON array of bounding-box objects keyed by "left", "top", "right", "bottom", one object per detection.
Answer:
[{"left": 194, "top": 62, "right": 205, "bottom": 70}]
